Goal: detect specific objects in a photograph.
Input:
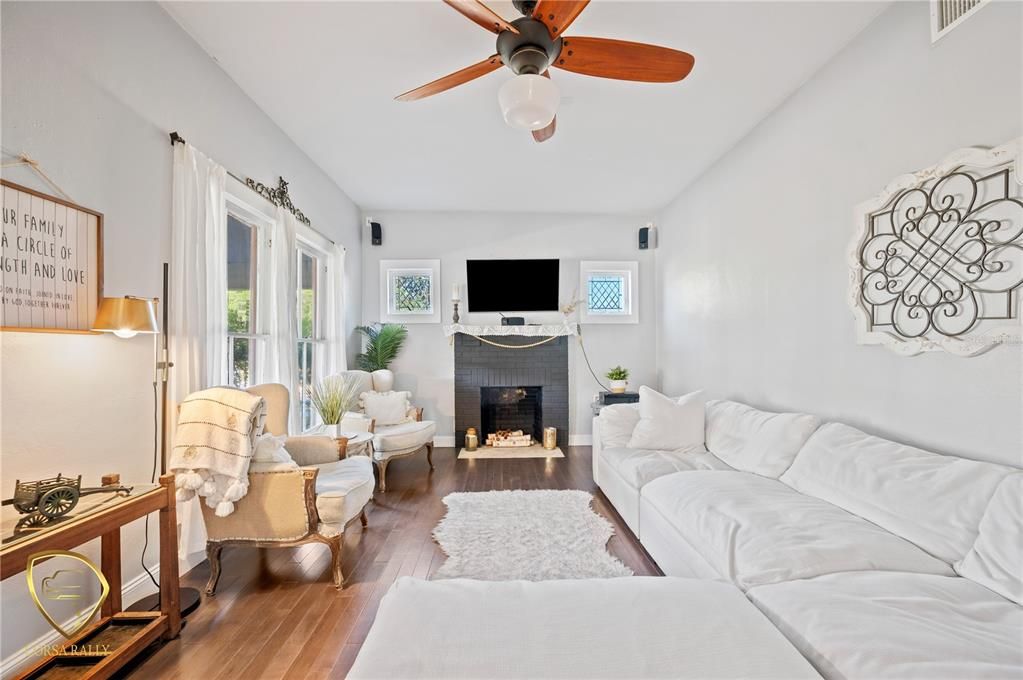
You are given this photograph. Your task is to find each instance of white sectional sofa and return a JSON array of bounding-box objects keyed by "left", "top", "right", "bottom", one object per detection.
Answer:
[{"left": 593, "top": 397, "right": 1023, "bottom": 679}]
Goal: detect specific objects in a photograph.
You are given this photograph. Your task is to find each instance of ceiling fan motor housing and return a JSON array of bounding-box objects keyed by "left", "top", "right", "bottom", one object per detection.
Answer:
[{"left": 497, "top": 18, "right": 563, "bottom": 75}]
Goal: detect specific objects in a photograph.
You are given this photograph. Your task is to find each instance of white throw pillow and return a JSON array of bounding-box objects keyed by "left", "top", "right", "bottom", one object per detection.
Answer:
[
  {"left": 252, "top": 433, "right": 294, "bottom": 464},
  {"left": 955, "top": 474, "right": 1023, "bottom": 604},
  {"left": 627, "top": 386, "right": 705, "bottom": 451},
  {"left": 596, "top": 403, "right": 642, "bottom": 449},
  {"left": 249, "top": 459, "right": 299, "bottom": 473},
  {"left": 360, "top": 390, "right": 412, "bottom": 426}
]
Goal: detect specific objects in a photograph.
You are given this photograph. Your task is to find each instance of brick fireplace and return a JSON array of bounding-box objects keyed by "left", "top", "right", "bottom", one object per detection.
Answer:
[{"left": 454, "top": 333, "right": 569, "bottom": 448}]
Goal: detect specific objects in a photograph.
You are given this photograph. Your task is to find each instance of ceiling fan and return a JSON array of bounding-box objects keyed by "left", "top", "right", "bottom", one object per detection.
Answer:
[{"left": 396, "top": 0, "right": 695, "bottom": 142}]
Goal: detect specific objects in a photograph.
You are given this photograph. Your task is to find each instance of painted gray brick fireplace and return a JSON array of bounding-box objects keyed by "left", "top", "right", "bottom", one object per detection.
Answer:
[{"left": 454, "top": 333, "right": 569, "bottom": 448}]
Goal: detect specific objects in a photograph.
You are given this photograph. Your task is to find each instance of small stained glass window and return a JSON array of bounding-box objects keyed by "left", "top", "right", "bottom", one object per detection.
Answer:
[
  {"left": 389, "top": 269, "right": 433, "bottom": 314},
  {"left": 587, "top": 272, "right": 628, "bottom": 315}
]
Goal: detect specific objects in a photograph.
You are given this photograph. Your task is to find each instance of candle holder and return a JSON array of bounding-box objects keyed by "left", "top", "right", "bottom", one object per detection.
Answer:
[{"left": 452, "top": 301, "right": 460, "bottom": 323}]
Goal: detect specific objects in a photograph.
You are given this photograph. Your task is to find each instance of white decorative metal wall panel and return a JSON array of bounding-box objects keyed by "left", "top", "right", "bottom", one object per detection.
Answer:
[{"left": 849, "top": 138, "right": 1022, "bottom": 356}]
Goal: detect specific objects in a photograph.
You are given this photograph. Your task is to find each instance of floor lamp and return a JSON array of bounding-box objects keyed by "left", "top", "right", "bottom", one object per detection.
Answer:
[{"left": 91, "top": 262, "right": 202, "bottom": 619}]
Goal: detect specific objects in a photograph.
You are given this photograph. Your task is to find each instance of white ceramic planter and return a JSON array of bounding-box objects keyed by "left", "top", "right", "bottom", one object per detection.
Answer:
[
  {"left": 371, "top": 369, "right": 395, "bottom": 392},
  {"left": 609, "top": 380, "right": 628, "bottom": 394}
]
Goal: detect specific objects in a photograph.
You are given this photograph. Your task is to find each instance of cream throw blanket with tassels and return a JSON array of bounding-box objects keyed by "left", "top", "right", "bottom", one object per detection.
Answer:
[{"left": 170, "top": 387, "right": 266, "bottom": 517}]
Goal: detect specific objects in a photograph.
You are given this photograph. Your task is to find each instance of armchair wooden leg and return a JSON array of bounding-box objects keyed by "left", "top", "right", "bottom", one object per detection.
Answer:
[
  {"left": 360, "top": 508, "right": 368, "bottom": 528},
  {"left": 426, "top": 443, "right": 434, "bottom": 470},
  {"left": 376, "top": 459, "right": 389, "bottom": 493},
  {"left": 205, "top": 543, "right": 223, "bottom": 596},
  {"left": 328, "top": 536, "right": 344, "bottom": 589}
]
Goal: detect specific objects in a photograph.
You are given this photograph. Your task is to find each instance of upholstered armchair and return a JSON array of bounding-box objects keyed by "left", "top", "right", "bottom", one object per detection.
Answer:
[
  {"left": 338, "top": 370, "right": 437, "bottom": 492},
  {"left": 201, "top": 383, "right": 374, "bottom": 592}
]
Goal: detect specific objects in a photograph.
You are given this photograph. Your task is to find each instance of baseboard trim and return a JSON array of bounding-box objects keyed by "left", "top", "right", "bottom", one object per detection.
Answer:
[
  {"left": 1, "top": 567, "right": 160, "bottom": 679},
  {"left": 569, "top": 435, "right": 593, "bottom": 446},
  {"left": 433, "top": 435, "right": 456, "bottom": 448}
]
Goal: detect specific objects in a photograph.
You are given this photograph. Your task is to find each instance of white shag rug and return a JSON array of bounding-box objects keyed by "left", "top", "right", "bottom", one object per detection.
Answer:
[{"left": 432, "top": 489, "right": 634, "bottom": 581}]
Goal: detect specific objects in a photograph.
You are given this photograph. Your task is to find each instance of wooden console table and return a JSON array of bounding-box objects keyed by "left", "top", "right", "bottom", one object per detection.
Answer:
[{"left": 1, "top": 474, "right": 181, "bottom": 679}]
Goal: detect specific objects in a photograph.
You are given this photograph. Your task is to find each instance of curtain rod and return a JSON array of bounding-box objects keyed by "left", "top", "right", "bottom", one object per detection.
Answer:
[{"left": 169, "top": 131, "right": 337, "bottom": 247}]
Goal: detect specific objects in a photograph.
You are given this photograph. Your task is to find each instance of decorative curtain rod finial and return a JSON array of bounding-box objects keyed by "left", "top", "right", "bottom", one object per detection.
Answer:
[{"left": 246, "top": 176, "right": 311, "bottom": 226}]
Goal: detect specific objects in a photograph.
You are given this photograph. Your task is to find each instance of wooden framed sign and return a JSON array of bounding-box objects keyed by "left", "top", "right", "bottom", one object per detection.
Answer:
[{"left": 1, "top": 180, "right": 103, "bottom": 333}]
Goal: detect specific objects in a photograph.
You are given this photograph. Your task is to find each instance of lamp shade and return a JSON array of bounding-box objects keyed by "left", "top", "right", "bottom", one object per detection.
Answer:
[
  {"left": 498, "top": 74, "right": 560, "bottom": 131},
  {"left": 92, "top": 296, "right": 158, "bottom": 338}
]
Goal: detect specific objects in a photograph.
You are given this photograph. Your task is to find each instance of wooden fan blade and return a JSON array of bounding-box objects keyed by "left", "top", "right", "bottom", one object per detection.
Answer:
[
  {"left": 532, "top": 0, "right": 590, "bottom": 38},
  {"left": 395, "top": 55, "right": 503, "bottom": 102},
  {"left": 443, "top": 0, "right": 519, "bottom": 34},
  {"left": 553, "top": 37, "right": 695, "bottom": 83},
  {"left": 532, "top": 71, "right": 556, "bottom": 142}
]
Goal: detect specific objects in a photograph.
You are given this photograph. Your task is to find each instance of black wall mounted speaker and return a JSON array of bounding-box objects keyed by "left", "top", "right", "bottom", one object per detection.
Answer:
[
  {"left": 370, "top": 221, "right": 382, "bottom": 246},
  {"left": 639, "top": 226, "right": 651, "bottom": 249}
]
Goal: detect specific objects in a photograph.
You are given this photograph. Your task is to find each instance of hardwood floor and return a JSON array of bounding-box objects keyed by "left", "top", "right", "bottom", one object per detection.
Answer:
[{"left": 127, "top": 446, "right": 660, "bottom": 679}]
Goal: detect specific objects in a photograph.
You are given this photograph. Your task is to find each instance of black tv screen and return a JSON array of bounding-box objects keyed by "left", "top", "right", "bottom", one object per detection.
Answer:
[{"left": 466, "top": 259, "right": 560, "bottom": 312}]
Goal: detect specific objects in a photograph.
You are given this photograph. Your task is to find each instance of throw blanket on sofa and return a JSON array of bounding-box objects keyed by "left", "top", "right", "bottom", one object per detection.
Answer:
[{"left": 170, "top": 387, "right": 266, "bottom": 517}]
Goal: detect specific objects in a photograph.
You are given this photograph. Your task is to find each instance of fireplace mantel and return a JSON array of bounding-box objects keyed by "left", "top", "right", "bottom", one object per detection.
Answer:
[{"left": 443, "top": 323, "right": 577, "bottom": 338}]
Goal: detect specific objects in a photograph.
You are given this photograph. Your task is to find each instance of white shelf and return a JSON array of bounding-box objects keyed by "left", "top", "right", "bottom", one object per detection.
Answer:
[{"left": 443, "top": 323, "right": 577, "bottom": 338}]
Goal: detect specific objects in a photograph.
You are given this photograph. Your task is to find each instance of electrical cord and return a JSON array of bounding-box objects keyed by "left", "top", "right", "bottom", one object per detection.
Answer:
[
  {"left": 140, "top": 377, "right": 160, "bottom": 591},
  {"left": 575, "top": 325, "right": 611, "bottom": 392}
]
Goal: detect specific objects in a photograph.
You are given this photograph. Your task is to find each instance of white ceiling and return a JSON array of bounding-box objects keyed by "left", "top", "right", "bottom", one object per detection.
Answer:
[{"left": 165, "top": 1, "right": 888, "bottom": 214}]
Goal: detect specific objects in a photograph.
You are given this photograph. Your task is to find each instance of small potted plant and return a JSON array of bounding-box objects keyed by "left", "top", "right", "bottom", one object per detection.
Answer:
[
  {"left": 606, "top": 366, "right": 630, "bottom": 394},
  {"left": 355, "top": 323, "right": 409, "bottom": 391},
  {"left": 310, "top": 374, "right": 362, "bottom": 436}
]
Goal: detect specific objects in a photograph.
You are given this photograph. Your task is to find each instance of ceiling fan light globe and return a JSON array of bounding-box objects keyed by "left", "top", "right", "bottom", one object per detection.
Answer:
[{"left": 498, "top": 74, "right": 559, "bottom": 131}]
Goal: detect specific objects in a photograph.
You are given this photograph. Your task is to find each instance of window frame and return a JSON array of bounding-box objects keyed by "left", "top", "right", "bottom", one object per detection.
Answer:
[
  {"left": 379, "top": 259, "right": 441, "bottom": 324},
  {"left": 579, "top": 260, "right": 639, "bottom": 325},
  {"left": 224, "top": 187, "right": 275, "bottom": 388}
]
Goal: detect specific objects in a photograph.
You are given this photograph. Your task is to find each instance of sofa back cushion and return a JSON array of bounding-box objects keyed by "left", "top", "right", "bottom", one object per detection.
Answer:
[
  {"left": 596, "top": 403, "right": 641, "bottom": 449},
  {"left": 955, "top": 473, "right": 1023, "bottom": 604},
  {"left": 704, "top": 400, "right": 820, "bottom": 478},
  {"left": 781, "top": 423, "right": 1013, "bottom": 564}
]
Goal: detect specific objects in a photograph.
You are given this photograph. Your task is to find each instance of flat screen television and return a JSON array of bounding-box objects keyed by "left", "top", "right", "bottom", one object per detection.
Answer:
[{"left": 466, "top": 259, "right": 560, "bottom": 312}]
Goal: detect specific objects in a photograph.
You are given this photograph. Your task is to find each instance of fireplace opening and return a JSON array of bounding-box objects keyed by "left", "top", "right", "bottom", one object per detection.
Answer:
[{"left": 480, "top": 386, "right": 543, "bottom": 445}]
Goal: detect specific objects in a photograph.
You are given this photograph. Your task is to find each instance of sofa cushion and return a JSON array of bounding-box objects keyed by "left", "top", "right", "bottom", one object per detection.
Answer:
[
  {"left": 314, "top": 456, "right": 374, "bottom": 527},
  {"left": 748, "top": 571, "right": 1023, "bottom": 680},
  {"left": 956, "top": 473, "right": 1023, "bottom": 604},
  {"left": 595, "top": 403, "right": 641, "bottom": 449},
  {"left": 599, "top": 446, "right": 731, "bottom": 490},
  {"left": 705, "top": 400, "right": 820, "bottom": 478},
  {"left": 373, "top": 420, "right": 436, "bottom": 456},
  {"left": 641, "top": 470, "right": 952, "bottom": 589},
  {"left": 781, "top": 423, "right": 1014, "bottom": 564},
  {"left": 627, "top": 387, "right": 704, "bottom": 451}
]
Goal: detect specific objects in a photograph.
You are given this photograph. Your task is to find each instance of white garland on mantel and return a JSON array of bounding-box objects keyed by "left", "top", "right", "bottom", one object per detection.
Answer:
[{"left": 443, "top": 323, "right": 577, "bottom": 338}]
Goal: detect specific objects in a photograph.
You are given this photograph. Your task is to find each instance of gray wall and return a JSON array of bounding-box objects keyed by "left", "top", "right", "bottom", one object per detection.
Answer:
[
  {"left": 655, "top": 1, "right": 1022, "bottom": 467},
  {"left": 360, "top": 210, "right": 656, "bottom": 444},
  {"left": 0, "top": 1, "right": 362, "bottom": 663}
]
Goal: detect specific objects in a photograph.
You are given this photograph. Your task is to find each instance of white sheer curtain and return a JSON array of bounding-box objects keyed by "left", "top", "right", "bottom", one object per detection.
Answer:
[
  {"left": 318, "top": 243, "right": 349, "bottom": 381},
  {"left": 257, "top": 207, "right": 300, "bottom": 431},
  {"left": 169, "top": 142, "right": 227, "bottom": 560}
]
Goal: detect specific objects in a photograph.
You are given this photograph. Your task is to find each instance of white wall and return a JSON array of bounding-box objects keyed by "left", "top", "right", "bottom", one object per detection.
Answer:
[
  {"left": 0, "top": 1, "right": 362, "bottom": 666},
  {"left": 655, "top": 1, "right": 1023, "bottom": 467},
  {"left": 360, "top": 211, "right": 656, "bottom": 444}
]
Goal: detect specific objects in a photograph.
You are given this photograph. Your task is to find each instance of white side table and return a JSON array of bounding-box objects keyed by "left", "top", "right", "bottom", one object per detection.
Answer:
[{"left": 304, "top": 427, "right": 374, "bottom": 459}]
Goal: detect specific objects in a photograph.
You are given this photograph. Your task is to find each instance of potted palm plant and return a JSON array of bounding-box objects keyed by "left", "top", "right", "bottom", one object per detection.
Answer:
[
  {"left": 309, "top": 374, "right": 363, "bottom": 436},
  {"left": 355, "top": 323, "right": 409, "bottom": 391},
  {"left": 606, "top": 366, "right": 630, "bottom": 394}
]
